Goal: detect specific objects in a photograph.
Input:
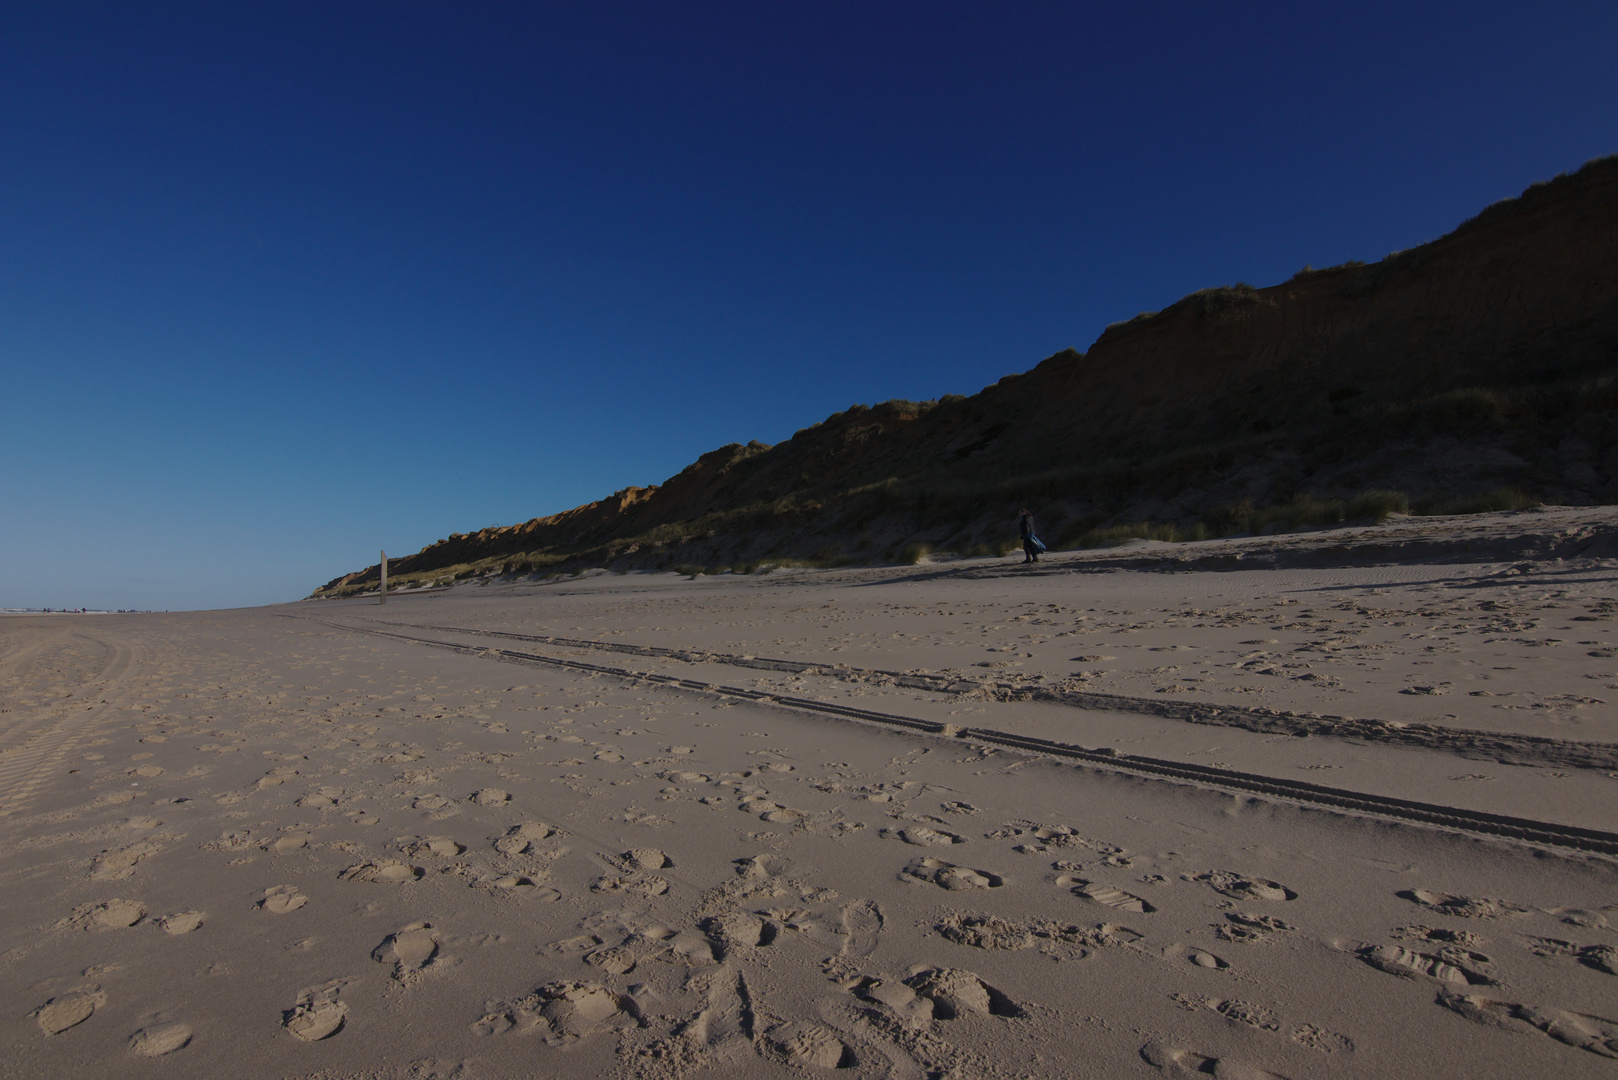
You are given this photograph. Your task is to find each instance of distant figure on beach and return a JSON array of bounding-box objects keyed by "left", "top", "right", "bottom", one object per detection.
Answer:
[{"left": 1019, "top": 509, "right": 1043, "bottom": 563}]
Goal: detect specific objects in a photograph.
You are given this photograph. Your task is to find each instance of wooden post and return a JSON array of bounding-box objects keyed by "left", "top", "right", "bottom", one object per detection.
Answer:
[{"left": 379, "top": 550, "right": 387, "bottom": 605}]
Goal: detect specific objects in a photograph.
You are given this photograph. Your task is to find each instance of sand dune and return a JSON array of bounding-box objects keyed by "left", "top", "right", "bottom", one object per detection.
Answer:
[{"left": 3, "top": 510, "right": 1616, "bottom": 1078}]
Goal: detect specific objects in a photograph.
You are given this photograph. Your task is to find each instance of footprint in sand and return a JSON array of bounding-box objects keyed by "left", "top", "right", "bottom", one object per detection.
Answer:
[
  {"left": 493, "top": 822, "right": 554, "bottom": 854},
  {"left": 62, "top": 899, "right": 147, "bottom": 931},
  {"left": 840, "top": 900, "right": 883, "bottom": 957},
  {"left": 905, "top": 966, "right": 1022, "bottom": 1018},
  {"left": 1579, "top": 945, "right": 1618, "bottom": 975},
  {"left": 90, "top": 842, "right": 161, "bottom": 881},
  {"left": 660, "top": 770, "right": 709, "bottom": 784},
  {"left": 469, "top": 788, "right": 510, "bottom": 807},
  {"left": 36, "top": 989, "right": 106, "bottom": 1034},
  {"left": 341, "top": 860, "right": 424, "bottom": 884},
  {"left": 767, "top": 1021, "right": 847, "bottom": 1068},
  {"left": 158, "top": 911, "right": 205, "bottom": 935},
  {"left": 1189, "top": 871, "right": 1298, "bottom": 902},
  {"left": 758, "top": 906, "right": 821, "bottom": 932},
  {"left": 129, "top": 1022, "right": 192, "bottom": 1056},
  {"left": 681, "top": 965, "right": 753, "bottom": 1054},
  {"left": 1290, "top": 1023, "right": 1355, "bottom": 1054},
  {"left": 398, "top": 836, "right": 464, "bottom": 858},
  {"left": 1059, "top": 876, "right": 1156, "bottom": 914},
  {"left": 879, "top": 826, "right": 963, "bottom": 846},
  {"left": 590, "top": 874, "right": 668, "bottom": 898},
  {"left": 622, "top": 848, "right": 670, "bottom": 871},
  {"left": 284, "top": 981, "right": 350, "bottom": 1041},
  {"left": 473, "top": 982, "right": 640, "bottom": 1046},
  {"left": 994, "top": 820, "right": 1115, "bottom": 845},
  {"left": 1217, "top": 912, "right": 1296, "bottom": 943},
  {"left": 259, "top": 885, "right": 308, "bottom": 913},
  {"left": 661, "top": 929, "right": 717, "bottom": 966},
  {"left": 1210, "top": 998, "right": 1282, "bottom": 1031},
  {"left": 490, "top": 875, "right": 559, "bottom": 900},
  {"left": 934, "top": 914, "right": 1047, "bottom": 951},
  {"left": 702, "top": 911, "right": 773, "bottom": 956},
  {"left": 1399, "top": 924, "right": 1483, "bottom": 946},
  {"left": 202, "top": 829, "right": 255, "bottom": 851},
  {"left": 1140, "top": 1040, "right": 1291, "bottom": 1078},
  {"left": 855, "top": 977, "right": 935, "bottom": 1028},
  {"left": 372, "top": 922, "right": 440, "bottom": 981},
  {"left": 1439, "top": 988, "right": 1618, "bottom": 1058},
  {"left": 269, "top": 833, "right": 310, "bottom": 854},
  {"left": 1546, "top": 907, "right": 1610, "bottom": 929},
  {"left": 1398, "top": 889, "right": 1524, "bottom": 919},
  {"left": 583, "top": 944, "right": 638, "bottom": 975},
  {"left": 1100, "top": 923, "right": 1147, "bottom": 946},
  {"left": 901, "top": 857, "right": 1003, "bottom": 891},
  {"left": 1164, "top": 944, "right": 1230, "bottom": 970},
  {"left": 257, "top": 766, "right": 299, "bottom": 789},
  {"left": 1359, "top": 944, "right": 1494, "bottom": 985},
  {"left": 546, "top": 933, "right": 603, "bottom": 957},
  {"left": 413, "top": 795, "right": 449, "bottom": 810},
  {"left": 737, "top": 796, "right": 806, "bottom": 822},
  {"left": 734, "top": 854, "right": 790, "bottom": 879},
  {"left": 932, "top": 913, "right": 1130, "bottom": 961}
]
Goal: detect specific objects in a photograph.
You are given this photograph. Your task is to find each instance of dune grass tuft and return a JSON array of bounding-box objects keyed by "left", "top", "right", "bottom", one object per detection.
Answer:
[
  {"left": 899, "top": 543, "right": 933, "bottom": 565},
  {"left": 1416, "top": 487, "right": 1537, "bottom": 516},
  {"left": 1345, "top": 489, "right": 1410, "bottom": 520}
]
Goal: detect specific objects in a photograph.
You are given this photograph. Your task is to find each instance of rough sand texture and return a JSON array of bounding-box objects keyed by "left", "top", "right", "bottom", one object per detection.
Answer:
[{"left": 3, "top": 509, "right": 1616, "bottom": 1078}]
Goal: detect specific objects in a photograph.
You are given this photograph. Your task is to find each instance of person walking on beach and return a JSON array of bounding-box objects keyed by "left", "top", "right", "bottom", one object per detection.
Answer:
[{"left": 1019, "top": 509, "right": 1042, "bottom": 563}]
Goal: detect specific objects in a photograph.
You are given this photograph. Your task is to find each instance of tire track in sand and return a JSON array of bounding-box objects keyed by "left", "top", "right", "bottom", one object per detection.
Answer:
[
  {"left": 0, "top": 633, "right": 139, "bottom": 818},
  {"left": 301, "top": 615, "right": 1618, "bottom": 857},
  {"left": 0, "top": 629, "right": 71, "bottom": 750},
  {"left": 363, "top": 616, "right": 1618, "bottom": 772}
]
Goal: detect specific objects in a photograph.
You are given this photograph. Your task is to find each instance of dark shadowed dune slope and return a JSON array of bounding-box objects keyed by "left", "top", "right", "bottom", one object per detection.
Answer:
[{"left": 315, "top": 156, "right": 1618, "bottom": 596}]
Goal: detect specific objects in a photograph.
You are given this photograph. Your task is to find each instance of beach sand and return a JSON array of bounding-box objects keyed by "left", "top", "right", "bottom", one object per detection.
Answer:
[{"left": 3, "top": 507, "right": 1616, "bottom": 1079}]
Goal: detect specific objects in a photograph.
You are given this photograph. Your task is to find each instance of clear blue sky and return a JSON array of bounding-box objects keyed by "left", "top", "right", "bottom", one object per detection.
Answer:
[{"left": 3, "top": 2, "right": 1614, "bottom": 610}]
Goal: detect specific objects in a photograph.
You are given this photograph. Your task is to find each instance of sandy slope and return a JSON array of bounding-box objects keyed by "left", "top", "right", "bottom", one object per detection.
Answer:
[{"left": 2, "top": 509, "right": 1616, "bottom": 1079}]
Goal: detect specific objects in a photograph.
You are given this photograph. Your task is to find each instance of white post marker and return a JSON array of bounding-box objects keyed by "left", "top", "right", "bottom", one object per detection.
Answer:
[{"left": 379, "top": 550, "right": 387, "bottom": 605}]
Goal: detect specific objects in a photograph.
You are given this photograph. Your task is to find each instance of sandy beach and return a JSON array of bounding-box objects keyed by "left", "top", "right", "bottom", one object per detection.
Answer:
[{"left": 3, "top": 507, "right": 1617, "bottom": 1080}]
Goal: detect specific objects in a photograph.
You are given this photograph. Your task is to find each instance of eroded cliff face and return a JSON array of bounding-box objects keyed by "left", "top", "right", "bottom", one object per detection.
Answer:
[
  {"left": 315, "top": 157, "right": 1618, "bottom": 596},
  {"left": 392, "top": 484, "right": 659, "bottom": 573},
  {"left": 1045, "top": 156, "right": 1618, "bottom": 447}
]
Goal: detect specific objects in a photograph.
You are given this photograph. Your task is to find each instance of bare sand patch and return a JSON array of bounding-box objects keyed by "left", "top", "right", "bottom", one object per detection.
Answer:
[{"left": 1, "top": 511, "right": 1615, "bottom": 1077}]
